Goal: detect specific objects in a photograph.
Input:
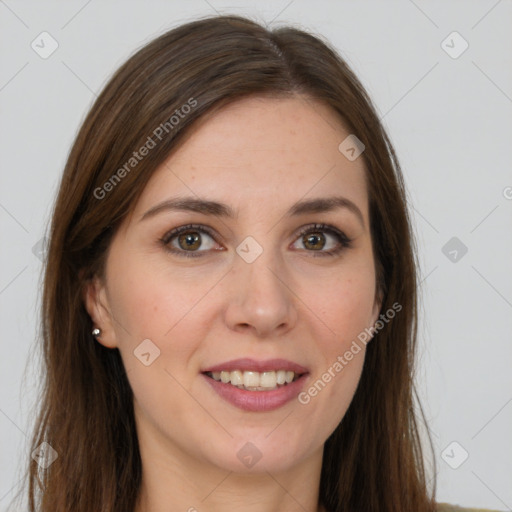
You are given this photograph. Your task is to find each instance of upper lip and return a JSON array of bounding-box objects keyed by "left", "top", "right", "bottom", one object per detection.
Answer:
[{"left": 202, "top": 358, "right": 309, "bottom": 374}]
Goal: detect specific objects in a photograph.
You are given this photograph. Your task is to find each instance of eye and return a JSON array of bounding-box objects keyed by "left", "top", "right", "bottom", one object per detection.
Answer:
[
  {"left": 291, "top": 223, "right": 352, "bottom": 257},
  {"left": 160, "top": 224, "right": 222, "bottom": 258},
  {"left": 159, "top": 222, "right": 352, "bottom": 259}
]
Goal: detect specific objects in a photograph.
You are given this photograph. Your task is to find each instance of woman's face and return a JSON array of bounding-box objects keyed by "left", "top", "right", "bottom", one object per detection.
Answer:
[{"left": 86, "top": 95, "right": 381, "bottom": 474}]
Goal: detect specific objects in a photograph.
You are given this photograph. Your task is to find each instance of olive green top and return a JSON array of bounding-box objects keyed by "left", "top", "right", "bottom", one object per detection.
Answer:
[{"left": 437, "top": 503, "right": 503, "bottom": 512}]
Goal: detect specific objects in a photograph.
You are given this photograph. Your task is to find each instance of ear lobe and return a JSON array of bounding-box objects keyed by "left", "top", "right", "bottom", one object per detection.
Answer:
[{"left": 83, "top": 277, "right": 118, "bottom": 349}]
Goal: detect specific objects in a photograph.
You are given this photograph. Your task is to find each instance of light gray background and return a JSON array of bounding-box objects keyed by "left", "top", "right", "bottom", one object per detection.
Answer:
[{"left": 1, "top": 1, "right": 511, "bottom": 510}]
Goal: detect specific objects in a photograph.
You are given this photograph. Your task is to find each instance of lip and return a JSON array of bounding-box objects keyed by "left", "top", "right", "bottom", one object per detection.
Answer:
[
  {"left": 202, "top": 372, "right": 309, "bottom": 412},
  {"left": 202, "top": 358, "right": 309, "bottom": 374}
]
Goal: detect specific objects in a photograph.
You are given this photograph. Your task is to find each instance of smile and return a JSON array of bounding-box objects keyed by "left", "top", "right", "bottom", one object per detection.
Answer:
[{"left": 204, "top": 370, "right": 301, "bottom": 391}]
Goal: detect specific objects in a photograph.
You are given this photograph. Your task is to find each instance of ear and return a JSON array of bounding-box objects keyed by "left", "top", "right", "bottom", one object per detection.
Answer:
[
  {"left": 370, "top": 299, "right": 381, "bottom": 328},
  {"left": 83, "top": 275, "right": 118, "bottom": 349},
  {"left": 369, "top": 289, "right": 383, "bottom": 334}
]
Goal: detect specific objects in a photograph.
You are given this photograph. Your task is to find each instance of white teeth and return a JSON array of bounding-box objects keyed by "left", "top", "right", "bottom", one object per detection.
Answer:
[
  {"left": 260, "top": 371, "right": 276, "bottom": 388},
  {"left": 208, "top": 369, "right": 300, "bottom": 390},
  {"left": 231, "top": 370, "right": 243, "bottom": 386},
  {"left": 243, "top": 371, "right": 259, "bottom": 388}
]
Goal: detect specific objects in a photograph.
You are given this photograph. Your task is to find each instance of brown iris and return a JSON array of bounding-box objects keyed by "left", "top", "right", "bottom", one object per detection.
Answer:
[
  {"left": 303, "top": 232, "right": 326, "bottom": 251},
  {"left": 178, "top": 231, "right": 201, "bottom": 251}
]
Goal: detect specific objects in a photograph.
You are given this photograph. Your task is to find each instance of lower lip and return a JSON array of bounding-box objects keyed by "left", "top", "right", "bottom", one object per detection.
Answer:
[{"left": 202, "top": 373, "right": 309, "bottom": 412}]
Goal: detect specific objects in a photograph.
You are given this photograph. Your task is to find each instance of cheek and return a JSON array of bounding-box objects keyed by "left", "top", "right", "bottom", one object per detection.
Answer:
[
  {"left": 296, "top": 263, "right": 374, "bottom": 416},
  {"left": 108, "top": 255, "right": 210, "bottom": 342},
  {"left": 297, "top": 334, "right": 367, "bottom": 446},
  {"left": 299, "top": 267, "right": 376, "bottom": 345},
  {"left": 107, "top": 255, "right": 223, "bottom": 395},
  {"left": 107, "top": 263, "right": 206, "bottom": 424}
]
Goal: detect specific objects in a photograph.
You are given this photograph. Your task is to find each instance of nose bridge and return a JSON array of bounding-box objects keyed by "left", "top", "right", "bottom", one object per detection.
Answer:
[
  {"left": 224, "top": 238, "right": 297, "bottom": 336},
  {"left": 241, "top": 244, "right": 283, "bottom": 296}
]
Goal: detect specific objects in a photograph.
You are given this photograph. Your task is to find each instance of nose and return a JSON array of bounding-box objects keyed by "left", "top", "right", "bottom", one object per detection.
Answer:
[{"left": 223, "top": 248, "right": 298, "bottom": 338}]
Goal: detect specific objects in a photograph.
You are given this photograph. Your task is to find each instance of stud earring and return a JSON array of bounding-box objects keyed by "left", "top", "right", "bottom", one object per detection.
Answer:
[{"left": 92, "top": 327, "right": 101, "bottom": 337}]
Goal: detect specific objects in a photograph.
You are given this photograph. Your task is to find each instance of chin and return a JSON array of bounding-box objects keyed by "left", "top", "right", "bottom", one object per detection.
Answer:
[{"left": 203, "top": 432, "right": 317, "bottom": 475}]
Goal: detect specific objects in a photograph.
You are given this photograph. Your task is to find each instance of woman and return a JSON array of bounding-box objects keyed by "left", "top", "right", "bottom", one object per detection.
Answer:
[{"left": 25, "top": 13, "right": 498, "bottom": 512}]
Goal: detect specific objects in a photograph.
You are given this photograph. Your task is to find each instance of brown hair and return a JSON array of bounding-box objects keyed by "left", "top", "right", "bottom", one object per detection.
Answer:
[{"left": 23, "top": 13, "right": 436, "bottom": 512}]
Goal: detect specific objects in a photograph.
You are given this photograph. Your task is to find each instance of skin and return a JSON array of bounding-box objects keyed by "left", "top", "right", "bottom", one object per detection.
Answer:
[{"left": 85, "top": 95, "right": 381, "bottom": 512}]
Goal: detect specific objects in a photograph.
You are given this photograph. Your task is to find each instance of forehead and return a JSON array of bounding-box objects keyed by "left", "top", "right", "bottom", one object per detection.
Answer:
[{"left": 132, "top": 95, "right": 369, "bottom": 222}]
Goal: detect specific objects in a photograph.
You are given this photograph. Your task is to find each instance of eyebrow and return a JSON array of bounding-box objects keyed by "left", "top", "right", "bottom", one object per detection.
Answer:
[{"left": 140, "top": 195, "right": 365, "bottom": 227}]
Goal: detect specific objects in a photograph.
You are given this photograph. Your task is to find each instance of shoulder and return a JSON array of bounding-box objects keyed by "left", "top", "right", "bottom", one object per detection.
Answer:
[{"left": 437, "top": 502, "right": 504, "bottom": 512}]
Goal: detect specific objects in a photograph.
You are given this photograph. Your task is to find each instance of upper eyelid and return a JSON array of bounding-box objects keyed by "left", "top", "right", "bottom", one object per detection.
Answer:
[{"left": 162, "top": 224, "right": 217, "bottom": 243}]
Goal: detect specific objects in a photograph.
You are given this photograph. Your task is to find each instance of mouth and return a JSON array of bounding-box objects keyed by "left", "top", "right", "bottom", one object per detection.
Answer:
[
  {"left": 201, "top": 358, "right": 309, "bottom": 412},
  {"left": 203, "top": 369, "right": 303, "bottom": 391}
]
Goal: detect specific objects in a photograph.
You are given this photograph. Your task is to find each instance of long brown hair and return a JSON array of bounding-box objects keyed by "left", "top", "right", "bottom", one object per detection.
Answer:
[{"left": 24, "top": 13, "right": 436, "bottom": 512}]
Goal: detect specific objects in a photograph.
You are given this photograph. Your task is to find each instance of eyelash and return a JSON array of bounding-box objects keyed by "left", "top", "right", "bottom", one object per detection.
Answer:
[{"left": 159, "top": 223, "right": 353, "bottom": 259}]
